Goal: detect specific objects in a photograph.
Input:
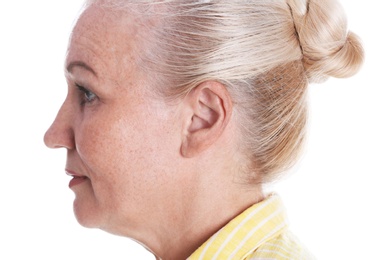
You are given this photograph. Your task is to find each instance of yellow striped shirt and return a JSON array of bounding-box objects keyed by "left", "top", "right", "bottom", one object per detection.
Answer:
[{"left": 188, "top": 194, "right": 314, "bottom": 260}]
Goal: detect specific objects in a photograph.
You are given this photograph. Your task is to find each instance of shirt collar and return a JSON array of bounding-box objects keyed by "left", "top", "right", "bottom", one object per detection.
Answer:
[{"left": 188, "top": 194, "right": 288, "bottom": 260}]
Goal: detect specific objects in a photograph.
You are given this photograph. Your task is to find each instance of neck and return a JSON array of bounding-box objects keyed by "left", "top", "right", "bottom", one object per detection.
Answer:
[{"left": 150, "top": 179, "right": 263, "bottom": 259}]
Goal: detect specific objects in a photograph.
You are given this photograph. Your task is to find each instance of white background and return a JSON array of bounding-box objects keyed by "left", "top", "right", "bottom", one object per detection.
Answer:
[{"left": 0, "top": 1, "right": 389, "bottom": 259}]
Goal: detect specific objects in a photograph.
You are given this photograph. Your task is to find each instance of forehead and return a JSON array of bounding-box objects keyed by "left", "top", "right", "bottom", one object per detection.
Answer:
[{"left": 66, "top": 4, "right": 144, "bottom": 78}]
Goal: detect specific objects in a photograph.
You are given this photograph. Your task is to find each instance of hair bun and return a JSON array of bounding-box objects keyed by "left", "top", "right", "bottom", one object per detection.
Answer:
[
  {"left": 288, "top": 0, "right": 365, "bottom": 83},
  {"left": 304, "top": 32, "right": 364, "bottom": 83}
]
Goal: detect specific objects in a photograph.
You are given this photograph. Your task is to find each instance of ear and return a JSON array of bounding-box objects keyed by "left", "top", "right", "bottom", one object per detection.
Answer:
[{"left": 181, "top": 81, "right": 233, "bottom": 158}]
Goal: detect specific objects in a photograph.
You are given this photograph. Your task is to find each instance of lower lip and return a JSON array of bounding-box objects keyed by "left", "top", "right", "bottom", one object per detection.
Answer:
[{"left": 69, "top": 176, "right": 88, "bottom": 188}]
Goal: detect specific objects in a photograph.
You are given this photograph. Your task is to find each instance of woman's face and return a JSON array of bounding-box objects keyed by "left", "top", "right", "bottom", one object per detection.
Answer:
[{"left": 44, "top": 5, "right": 186, "bottom": 236}]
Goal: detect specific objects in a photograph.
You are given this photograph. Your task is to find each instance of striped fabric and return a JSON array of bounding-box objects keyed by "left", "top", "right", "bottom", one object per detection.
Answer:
[{"left": 188, "top": 194, "right": 314, "bottom": 260}]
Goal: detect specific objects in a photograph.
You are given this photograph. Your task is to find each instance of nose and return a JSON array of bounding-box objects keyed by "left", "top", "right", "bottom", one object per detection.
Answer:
[{"left": 44, "top": 101, "right": 75, "bottom": 150}]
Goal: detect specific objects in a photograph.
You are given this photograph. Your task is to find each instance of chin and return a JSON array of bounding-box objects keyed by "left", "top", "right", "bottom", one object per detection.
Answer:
[{"left": 73, "top": 197, "right": 103, "bottom": 229}]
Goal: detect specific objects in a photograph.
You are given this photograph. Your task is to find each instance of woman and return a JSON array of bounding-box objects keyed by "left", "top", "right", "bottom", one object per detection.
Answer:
[{"left": 44, "top": 0, "right": 363, "bottom": 259}]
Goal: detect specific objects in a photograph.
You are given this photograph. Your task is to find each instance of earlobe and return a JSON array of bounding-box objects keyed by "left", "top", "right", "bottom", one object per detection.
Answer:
[{"left": 181, "top": 81, "right": 232, "bottom": 158}]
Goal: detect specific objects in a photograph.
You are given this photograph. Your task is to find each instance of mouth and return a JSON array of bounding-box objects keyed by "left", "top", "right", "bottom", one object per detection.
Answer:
[{"left": 66, "top": 169, "right": 88, "bottom": 188}]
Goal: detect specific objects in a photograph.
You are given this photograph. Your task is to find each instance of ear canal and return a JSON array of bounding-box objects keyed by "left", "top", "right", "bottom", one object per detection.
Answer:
[{"left": 180, "top": 81, "right": 233, "bottom": 158}]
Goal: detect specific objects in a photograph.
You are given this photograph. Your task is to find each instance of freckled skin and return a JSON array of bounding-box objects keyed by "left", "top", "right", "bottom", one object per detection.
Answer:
[
  {"left": 45, "top": 4, "right": 187, "bottom": 238},
  {"left": 44, "top": 3, "right": 262, "bottom": 259}
]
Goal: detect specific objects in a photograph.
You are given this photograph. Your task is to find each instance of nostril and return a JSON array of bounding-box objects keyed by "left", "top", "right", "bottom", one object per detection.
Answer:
[
  {"left": 44, "top": 101, "right": 75, "bottom": 150},
  {"left": 43, "top": 121, "right": 75, "bottom": 150}
]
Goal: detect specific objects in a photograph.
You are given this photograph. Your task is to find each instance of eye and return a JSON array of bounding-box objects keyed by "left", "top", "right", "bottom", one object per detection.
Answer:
[{"left": 76, "top": 84, "right": 97, "bottom": 105}]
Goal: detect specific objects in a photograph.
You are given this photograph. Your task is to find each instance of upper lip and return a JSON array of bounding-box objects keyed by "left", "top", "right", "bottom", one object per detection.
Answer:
[{"left": 65, "top": 169, "right": 86, "bottom": 178}]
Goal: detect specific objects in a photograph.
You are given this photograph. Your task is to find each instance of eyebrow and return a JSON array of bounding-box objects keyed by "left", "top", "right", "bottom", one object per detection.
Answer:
[{"left": 66, "top": 61, "right": 97, "bottom": 77}]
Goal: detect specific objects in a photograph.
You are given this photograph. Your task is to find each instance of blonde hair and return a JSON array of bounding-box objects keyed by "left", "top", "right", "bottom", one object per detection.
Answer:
[{"left": 86, "top": 0, "right": 364, "bottom": 182}]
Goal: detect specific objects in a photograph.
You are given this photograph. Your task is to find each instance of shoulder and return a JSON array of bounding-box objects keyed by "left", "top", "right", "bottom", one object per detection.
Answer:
[{"left": 245, "top": 231, "right": 316, "bottom": 260}]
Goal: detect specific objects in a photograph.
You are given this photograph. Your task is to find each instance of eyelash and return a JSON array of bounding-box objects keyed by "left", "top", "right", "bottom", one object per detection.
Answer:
[{"left": 76, "top": 84, "right": 97, "bottom": 105}]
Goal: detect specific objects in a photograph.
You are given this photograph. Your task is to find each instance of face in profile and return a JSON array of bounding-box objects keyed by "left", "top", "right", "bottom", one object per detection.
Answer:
[{"left": 44, "top": 4, "right": 188, "bottom": 238}]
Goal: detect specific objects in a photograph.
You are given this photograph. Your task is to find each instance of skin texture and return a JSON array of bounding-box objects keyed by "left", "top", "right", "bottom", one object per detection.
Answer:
[{"left": 44, "top": 4, "right": 263, "bottom": 259}]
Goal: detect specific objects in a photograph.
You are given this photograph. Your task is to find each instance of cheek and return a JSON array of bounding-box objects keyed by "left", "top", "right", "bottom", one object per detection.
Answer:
[
  {"left": 78, "top": 115, "right": 137, "bottom": 179},
  {"left": 72, "top": 101, "right": 186, "bottom": 232},
  {"left": 75, "top": 107, "right": 167, "bottom": 205}
]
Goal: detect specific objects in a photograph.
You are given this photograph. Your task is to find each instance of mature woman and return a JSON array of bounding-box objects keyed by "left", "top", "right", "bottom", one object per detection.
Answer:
[{"left": 44, "top": 0, "right": 363, "bottom": 259}]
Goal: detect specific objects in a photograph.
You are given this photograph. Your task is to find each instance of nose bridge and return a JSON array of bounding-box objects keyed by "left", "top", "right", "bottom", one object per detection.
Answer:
[{"left": 44, "top": 98, "right": 75, "bottom": 149}]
